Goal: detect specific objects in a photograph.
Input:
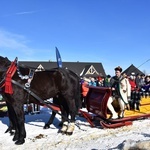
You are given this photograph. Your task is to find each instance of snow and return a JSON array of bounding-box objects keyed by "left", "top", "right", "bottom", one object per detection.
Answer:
[{"left": 0, "top": 106, "right": 150, "bottom": 150}]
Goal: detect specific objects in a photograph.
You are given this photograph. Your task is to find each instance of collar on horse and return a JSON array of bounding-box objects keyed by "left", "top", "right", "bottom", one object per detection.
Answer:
[
  {"left": 0, "top": 57, "right": 18, "bottom": 94},
  {"left": 0, "top": 57, "right": 34, "bottom": 94}
]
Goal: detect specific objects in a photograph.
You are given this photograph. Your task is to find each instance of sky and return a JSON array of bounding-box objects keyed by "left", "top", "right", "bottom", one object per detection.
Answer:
[{"left": 0, "top": 0, "right": 150, "bottom": 75}]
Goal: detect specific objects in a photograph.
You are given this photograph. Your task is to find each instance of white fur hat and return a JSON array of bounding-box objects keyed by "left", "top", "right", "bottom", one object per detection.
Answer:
[{"left": 91, "top": 78, "right": 95, "bottom": 82}]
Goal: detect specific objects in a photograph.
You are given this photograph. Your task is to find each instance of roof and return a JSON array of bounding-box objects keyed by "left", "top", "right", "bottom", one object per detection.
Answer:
[
  {"left": 122, "top": 64, "right": 144, "bottom": 76},
  {"left": 19, "top": 61, "right": 106, "bottom": 77}
]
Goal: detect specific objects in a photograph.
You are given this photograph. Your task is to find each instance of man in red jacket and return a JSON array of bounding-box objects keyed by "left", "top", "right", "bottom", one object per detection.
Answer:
[
  {"left": 128, "top": 72, "right": 140, "bottom": 110},
  {"left": 128, "top": 72, "right": 137, "bottom": 91}
]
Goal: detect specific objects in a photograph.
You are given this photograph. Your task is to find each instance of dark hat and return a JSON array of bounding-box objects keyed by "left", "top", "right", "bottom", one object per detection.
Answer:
[
  {"left": 114, "top": 66, "right": 122, "bottom": 72},
  {"left": 141, "top": 74, "right": 145, "bottom": 77},
  {"left": 107, "top": 75, "right": 111, "bottom": 78}
]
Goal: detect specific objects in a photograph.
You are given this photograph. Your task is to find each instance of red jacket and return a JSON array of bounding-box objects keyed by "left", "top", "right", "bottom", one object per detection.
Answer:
[
  {"left": 82, "top": 82, "right": 89, "bottom": 97},
  {"left": 128, "top": 79, "right": 136, "bottom": 91}
]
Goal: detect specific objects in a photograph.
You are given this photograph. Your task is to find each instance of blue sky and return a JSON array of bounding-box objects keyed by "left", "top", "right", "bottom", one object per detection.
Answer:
[{"left": 0, "top": 0, "right": 150, "bottom": 75}]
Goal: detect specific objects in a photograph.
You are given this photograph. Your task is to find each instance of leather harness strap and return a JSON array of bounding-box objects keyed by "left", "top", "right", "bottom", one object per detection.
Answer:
[
  {"left": 11, "top": 79, "right": 72, "bottom": 122},
  {"left": 0, "top": 57, "right": 18, "bottom": 94}
]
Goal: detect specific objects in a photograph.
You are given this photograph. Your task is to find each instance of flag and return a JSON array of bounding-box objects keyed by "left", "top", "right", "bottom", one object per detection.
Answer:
[{"left": 55, "top": 47, "right": 62, "bottom": 68}]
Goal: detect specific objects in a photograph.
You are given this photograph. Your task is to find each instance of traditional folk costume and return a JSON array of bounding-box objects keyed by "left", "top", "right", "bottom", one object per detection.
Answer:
[{"left": 107, "top": 66, "right": 131, "bottom": 119}]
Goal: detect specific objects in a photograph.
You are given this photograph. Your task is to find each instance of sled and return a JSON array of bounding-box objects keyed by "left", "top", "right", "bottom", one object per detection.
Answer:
[{"left": 79, "top": 86, "right": 150, "bottom": 129}]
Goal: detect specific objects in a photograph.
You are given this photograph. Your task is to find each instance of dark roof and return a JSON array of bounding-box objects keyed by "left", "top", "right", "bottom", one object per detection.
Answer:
[
  {"left": 19, "top": 61, "right": 106, "bottom": 77},
  {"left": 122, "top": 64, "right": 144, "bottom": 76}
]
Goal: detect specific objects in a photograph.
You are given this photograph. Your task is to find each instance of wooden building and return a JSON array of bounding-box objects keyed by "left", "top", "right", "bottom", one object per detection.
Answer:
[{"left": 19, "top": 61, "right": 106, "bottom": 77}]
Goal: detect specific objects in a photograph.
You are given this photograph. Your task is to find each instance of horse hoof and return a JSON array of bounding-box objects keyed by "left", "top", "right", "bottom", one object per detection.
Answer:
[
  {"left": 15, "top": 139, "right": 25, "bottom": 145},
  {"left": 13, "top": 136, "right": 19, "bottom": 141},
  {"left": 60, "top": 121, "right": 68, "bottom": 133},
  {"left": 10, "top": 131, "right": 15, "bottom": 136},
  {"left": 66, "top": 132, "right": 73, "bottom": 135},
  {"left": 43, "top": 124, "right": 50, "bottom": 129},
  {"left": 58, "top": 129, "right": 66, "bottom": 135},
  {"left": 66, "top": 122, "right": 74, "bottom": 135}
]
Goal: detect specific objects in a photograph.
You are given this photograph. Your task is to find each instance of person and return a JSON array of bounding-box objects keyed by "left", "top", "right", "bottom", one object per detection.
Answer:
[
  {"left": 96, "top": 75, "right": 104, "bottom": 87},
  {"left": 128, "top": 72, "right": 141, "bottom": 110},
  {"left": 81, "top": 77, "right": 90, "bottom": 107},
  {"left": 107, "top": 66, "right": 131, "bottom": 119},
  {"left": 104, "top": 75, "right": 111, "bottom": 87},
  {"left": 128, "top": 72, "right": 137, "bottom": 91},
  {"left": 135, "top": 73, "right": 141, "bottom": 90},
  {"left": 139, "top": 74, "right": 146, "bottom": 90},
  {"left": 141, "top": 75, "right": 150, "bottom": 95},
  {"left": 89, "top": 77, "right": 97, "bottom": 86}
]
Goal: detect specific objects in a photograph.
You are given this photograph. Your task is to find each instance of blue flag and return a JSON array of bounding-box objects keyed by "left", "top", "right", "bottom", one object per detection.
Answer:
[{"left": 55, "top": 47, "right": 62, "bottom": 68}]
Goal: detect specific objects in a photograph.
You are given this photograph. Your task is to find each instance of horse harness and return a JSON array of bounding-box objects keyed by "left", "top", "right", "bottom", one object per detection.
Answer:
[{"left": 0, "top": 58, "right": 74, "bottom": 123}]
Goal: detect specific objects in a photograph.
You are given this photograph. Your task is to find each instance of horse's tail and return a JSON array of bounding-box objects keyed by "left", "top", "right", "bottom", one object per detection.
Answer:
[
  {"left": 59, "top": 68, "right": 82, "bottom": 112},
  {"left": 68, "top": 69, "right": 82, "bottom": 111}
]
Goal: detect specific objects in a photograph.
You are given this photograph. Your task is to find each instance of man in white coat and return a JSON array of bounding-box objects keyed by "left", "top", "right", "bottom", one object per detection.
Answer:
[{"left": 107, "top": 66, "right": 131, "bottom": 119}]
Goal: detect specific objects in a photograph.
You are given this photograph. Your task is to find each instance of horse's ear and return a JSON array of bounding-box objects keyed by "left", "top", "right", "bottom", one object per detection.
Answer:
[
  {"left": 3, "top": 57, "right": 11, "bottom": 65},
  {"left": 4, "top": 57, "right": 11, "bottom": 62}
]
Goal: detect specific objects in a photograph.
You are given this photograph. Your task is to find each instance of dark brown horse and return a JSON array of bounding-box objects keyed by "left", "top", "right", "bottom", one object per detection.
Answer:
[{"left": 0, "top": 56, "right": 81, "bottom": 145}]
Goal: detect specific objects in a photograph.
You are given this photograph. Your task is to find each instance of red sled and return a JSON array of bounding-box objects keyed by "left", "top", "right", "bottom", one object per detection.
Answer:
[{"left": 79, "top": 86, "right": 150, "bottom": 129}]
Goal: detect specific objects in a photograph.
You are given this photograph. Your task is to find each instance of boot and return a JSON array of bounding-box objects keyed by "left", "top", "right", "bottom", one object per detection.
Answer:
[
  {"left": 119, "top": 111, "right": 124, "bottom": 118},
  {"left": 111, "top": 113, "right": 118, "bottom": 119}
]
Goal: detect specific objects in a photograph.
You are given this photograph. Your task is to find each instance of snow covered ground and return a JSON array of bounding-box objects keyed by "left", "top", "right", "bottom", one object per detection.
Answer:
[{"left": 0, "top": 106, "right": 150, "bottom": 150}]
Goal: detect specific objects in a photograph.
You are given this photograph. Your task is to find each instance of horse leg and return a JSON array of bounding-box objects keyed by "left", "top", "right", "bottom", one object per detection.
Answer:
[
  {"left": 44, "top": 96, "right": 62, "bottom": 129},
  {"left": 12, "top": 103, "right": 26, "bottom": 145},
  {"left": 60, "top": 108, "right": 69, "bottom": 134},
  {"left": 5, "top": 118, "right": 15, "bottom": 135},
  {"left": 44, "top": 111, "right": 56, "bottom": 129},
  {"left": 5, "top": 102, "right": 15, "bottom": 135},
  {"left": 66, "top": 114, "right": 76, "bottom": 135},
  {"left": 66, "top": 100, "right": 76, "bottom": 135}
]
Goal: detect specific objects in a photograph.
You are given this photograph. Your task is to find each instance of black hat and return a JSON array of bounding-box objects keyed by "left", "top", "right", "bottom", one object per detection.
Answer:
[
  {"left": 107, "top": 75, "right": 111, "bottom": 78},
  {"left": 114, "top": 66, "right": 122, "bottom": 72},
  {"left": 141, "top": 74, "right": 145, "bottom": 77}
]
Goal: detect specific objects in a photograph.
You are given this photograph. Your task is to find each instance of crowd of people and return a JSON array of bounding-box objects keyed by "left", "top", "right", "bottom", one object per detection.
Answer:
[{"left": 81, "top": 66, "right": 150, "bottom": 119}]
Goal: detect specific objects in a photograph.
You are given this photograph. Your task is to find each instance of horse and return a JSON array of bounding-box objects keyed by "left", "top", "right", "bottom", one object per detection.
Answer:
[{"left": 0, "top": 56, "right": 81, "bottom": 145}]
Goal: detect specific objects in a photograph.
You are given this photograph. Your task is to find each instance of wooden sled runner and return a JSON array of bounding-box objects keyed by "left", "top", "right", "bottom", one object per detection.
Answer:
[{"left": 79, "top": 86, "right": 150, "bottom": 129}]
